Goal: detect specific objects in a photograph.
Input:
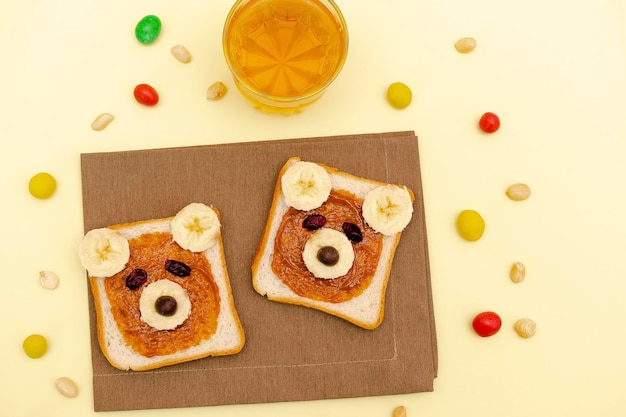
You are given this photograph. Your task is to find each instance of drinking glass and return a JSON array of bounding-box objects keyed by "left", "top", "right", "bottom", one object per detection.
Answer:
[{"left": 223, "top": 0, "right": 349, "bottom": 114}]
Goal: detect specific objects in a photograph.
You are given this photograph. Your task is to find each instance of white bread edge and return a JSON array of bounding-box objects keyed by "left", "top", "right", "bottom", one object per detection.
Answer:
[
  {"left": 251, "top": 157, "right": 412, "bottom": 330},
  {"left": 89, "top": 211, "right": 245, "bottom": 371}
]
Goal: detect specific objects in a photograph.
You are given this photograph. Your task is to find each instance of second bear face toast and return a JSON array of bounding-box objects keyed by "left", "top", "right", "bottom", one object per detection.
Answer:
[{"left": 252, "top": 157, "right": 415, "bottom": 329}]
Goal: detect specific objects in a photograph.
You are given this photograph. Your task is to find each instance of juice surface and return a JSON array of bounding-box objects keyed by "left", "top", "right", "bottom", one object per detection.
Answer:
[{"left": 225, "top": 0, "right": 347, "bottom": 98}]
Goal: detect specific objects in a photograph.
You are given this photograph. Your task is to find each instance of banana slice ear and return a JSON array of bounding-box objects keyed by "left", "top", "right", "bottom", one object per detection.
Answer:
[
  {"left": 170, "top": 203, "right": 221, "bottom": 252},
  {"left": 281, "top": 161, "right": 332, "bottom": 211},
  {"left": 78, "top": 228, "right": 130, "bottom": 278},
  {"left": 362, "top": 185, "right": 414, "bottom": 236}
]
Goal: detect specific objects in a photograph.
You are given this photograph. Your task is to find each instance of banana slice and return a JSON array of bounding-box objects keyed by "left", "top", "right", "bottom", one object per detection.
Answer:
[
  {"left": 78, "top": 228, "right": 130, "bottom": 278},
  {"left": 281, "top": 161, "right": 332, "bottom": 211},
  {"left": 362, "top": 184, "right": 414, "bottom": 235},
  {"left": 171, "top": 203, "right": 221, "bottom": 252},
  {"left": 302, "top": 228, "right": 355, "bottom": 279}
]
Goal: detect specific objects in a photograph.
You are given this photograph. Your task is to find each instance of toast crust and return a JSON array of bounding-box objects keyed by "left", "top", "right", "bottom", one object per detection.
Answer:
[
  {"left": 88, "top": 208, "right": 245, "bottom": 371},
  {"left": 252, "top": 157, "right": 413, "bottom": 329}
]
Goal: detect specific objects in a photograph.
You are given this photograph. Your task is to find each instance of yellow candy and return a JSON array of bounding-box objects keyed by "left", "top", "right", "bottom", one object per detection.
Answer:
[
  {"left": 456, "top": 209, "right": 485, "bottom": 241},
  {"left": 386, "top": 82, "right": 412, "bottom": 109},
  {"left": 29, "top": 172, "right": 56, "bottom": 199},
  {"left": 23, "top": 334, "right": 48, "bottom": 358}
]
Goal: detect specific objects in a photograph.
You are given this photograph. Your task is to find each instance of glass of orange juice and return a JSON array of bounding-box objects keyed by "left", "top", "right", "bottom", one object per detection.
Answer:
[{"left": 223, "top": 0, "right": 348, "bottom": 114}]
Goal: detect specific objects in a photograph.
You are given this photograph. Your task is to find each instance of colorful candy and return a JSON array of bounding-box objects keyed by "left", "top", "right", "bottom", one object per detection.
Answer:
[
  {"left": 479, "top": 111, "right": 500, "bottom": 133},
  {"left": 135, "top": 15, "right": 161, "bottom": 45},
  {"left": 386, "top": 82, "right": 412, "bottom": 109},
  {"left": 456, "top": 209, "right": 485, "bottom": 241},
  {"left": 133, "top": 83, "right": 159, "bottom": 106},
  {"left": 28, "top": 172, "right": 57, "bottom": 199},
  {"left": 472, "top": 312, "right": 502, "bottom": 337},
  {"left": 23, "top": 334, "right": 48, "bottom": 358}
]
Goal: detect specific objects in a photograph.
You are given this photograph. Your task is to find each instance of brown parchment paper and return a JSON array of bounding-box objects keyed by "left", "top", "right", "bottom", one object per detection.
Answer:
[{"left": 80, "top": 131, "right": 437, "bottom": 412}]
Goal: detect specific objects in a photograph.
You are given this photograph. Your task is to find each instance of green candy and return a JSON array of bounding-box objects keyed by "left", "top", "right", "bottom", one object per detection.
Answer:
[{"left": 135, "top": 15, "right": 161, "bottom": 44}]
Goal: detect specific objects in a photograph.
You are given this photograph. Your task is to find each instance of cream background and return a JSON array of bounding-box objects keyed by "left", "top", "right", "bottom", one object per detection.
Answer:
[{"left": 1, "top": 0, "right": 625, "bottom": 416}]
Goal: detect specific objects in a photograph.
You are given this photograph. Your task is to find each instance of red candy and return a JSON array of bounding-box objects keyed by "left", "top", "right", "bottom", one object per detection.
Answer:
[
  {"left": 472, "top": 311, "right": 502, "bottom": 337},
  {"left": 479, "top": 112, "right": 500, "bottom": 133},
  {"left": 133, "top": 83, "right": 159, "bottom": 106}
]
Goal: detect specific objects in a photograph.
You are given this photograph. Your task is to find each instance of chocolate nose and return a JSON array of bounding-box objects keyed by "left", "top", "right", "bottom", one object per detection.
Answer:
[
  {"left": 155, "top": 295, "right": 178, "bottom": 316},
  {"left": 317, "top": 246, "right": 340, "bottom": 266}
]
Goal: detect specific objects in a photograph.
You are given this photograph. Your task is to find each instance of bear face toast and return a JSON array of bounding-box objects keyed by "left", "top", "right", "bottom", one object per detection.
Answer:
[
  {"left": 79, "top": 203, "right": 245, "bottom": 371},
  {"left": 252, "top": 158, "right": 415, "bottom": 329}
]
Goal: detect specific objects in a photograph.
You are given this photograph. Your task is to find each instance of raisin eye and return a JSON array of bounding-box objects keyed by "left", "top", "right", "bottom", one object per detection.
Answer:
[
  {"left": 126, "top": 268, "right": 147, "bottom": 290},
  {"left": 303, "top": 214, "right": 326, "bottom": 230},
  {"left": 342, "top": 222, "right": 363, "bottom": 242},
  {"left": 165, "top": 259, "right": 191, "bottom": 277}
]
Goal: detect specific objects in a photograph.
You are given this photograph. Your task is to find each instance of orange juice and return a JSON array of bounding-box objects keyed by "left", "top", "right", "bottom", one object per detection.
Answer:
[{"left": 223, "top": 0, "right": 348, "bottom": 113}]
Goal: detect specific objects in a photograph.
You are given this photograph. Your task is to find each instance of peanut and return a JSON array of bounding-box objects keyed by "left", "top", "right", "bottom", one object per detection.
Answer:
[
  {"left": 39, "top": 270, "right": 59, "bottom": 289},
  {"left": 506, "top": 183, "right": 531, "bottom": 201},
  {"left": 392, "top": 405, "right": 407, "bottom": 417},
  {"left": 91, "top": 112, "right": 114, "bottom": 131},
  {"left": 55, "top": 377, "right": 79, "bottom": 398},
  {"left": 171, "top": 44, "right": 192, "bottom": 63},
  {"left": 510, "top": 261, "right": 526, "bottom": 283},
  {"left": 207, "top": 81, "right": 227, "bottom": 100},
  {"left": 514, "top": 318, "right": 537, "bottom": 338},
  {"left": 454, "top": 37, "right": 476, "bottom": 53}
]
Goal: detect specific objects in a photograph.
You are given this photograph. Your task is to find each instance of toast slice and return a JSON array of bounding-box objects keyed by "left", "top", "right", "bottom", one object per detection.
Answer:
[
  {"left": 85, "top": 206, "right": 245, "bottom": 371},
  {"left": 252, "top": 158, "right": 414, "bottom": 329}
]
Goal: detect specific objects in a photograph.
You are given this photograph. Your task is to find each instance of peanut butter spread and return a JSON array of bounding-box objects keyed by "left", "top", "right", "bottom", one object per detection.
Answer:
[
  {"left": 272, "top": 189, "right": 383, "bottom": 303},
  {"left": 102, "top": 232, "right": 220, "bottom": 357}
]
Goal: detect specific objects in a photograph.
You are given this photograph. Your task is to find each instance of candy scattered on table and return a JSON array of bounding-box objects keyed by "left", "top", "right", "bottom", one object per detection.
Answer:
[
  {"left": 472, "top": 311, "right": 502, "bottom": 337},
  {"left": 28, "top": 172, "right": 57, "bottom": 199},
  {"left": 133, "top": 83, "right": 159, "bottom": 106},
  {"left": 23, "top": 334, "right": 48, "bottom": 358},
  {"left": 386, "top": 82, "right": 412, "bottom": 109},
  {"left": 456, "top": 209, "right": 485, "bottom": 241},
  {"left": 479, "top": 111, "right": 500, "bottom": 133},
  {"left": 135, "top": 15, "right": 161, "bottom": 45}
]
